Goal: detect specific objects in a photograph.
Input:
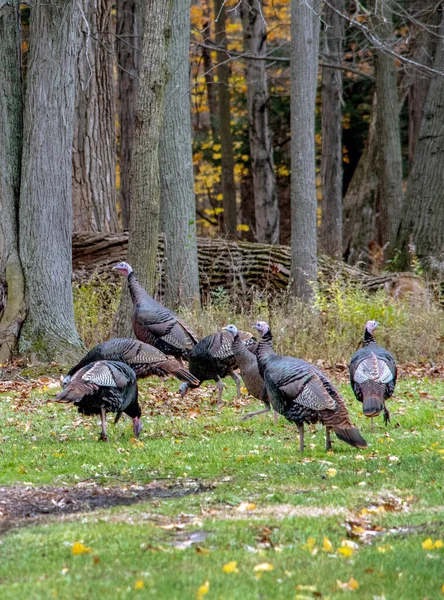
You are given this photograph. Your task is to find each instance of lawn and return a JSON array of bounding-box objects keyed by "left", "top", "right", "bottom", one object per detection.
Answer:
[{"left": 0, "top": 372, "right": 443, "bottom": 599}]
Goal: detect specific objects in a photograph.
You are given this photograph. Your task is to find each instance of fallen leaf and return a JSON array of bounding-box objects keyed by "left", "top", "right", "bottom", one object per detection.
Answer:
[
  {"left": 295, "top": 585, "right": 318, "bottom": 592},
  {"left": 422, "top": 538, "right": 434, "bottom": 550},
  {"left": 72, "top": 542, "right": 92, "bottom": 555},
  {"left": 236, "top": 502, "right": 256, "bottom": 512},
  {"left": 134, "top": 580, "right": 144, "bottom": 590},
  {"left": 326, "top": 468, "right": 337, "bottom": 478},
  {"left": 253, "top": 563, "right": 274, "bottom": 572},
  {"left": 377, "top": 545, "right": 393, "bottom": 553},
  {"left": 302, "top": 537, "right": 317, "bottom": 552},
  {"left": 196, "top": 546, "right": 210, "bottom": 555},
  {"left": 336, "top": 576, "right": 359, "bottom": 591},
  {"left": 223, "top": 561, "right": 239, "bottom": 573},
  {"left": 338, "top": 546, "right": 354, "bottom": 557},
  {"left": 322, "top": 537, "right": 333, "bottom": 552},
  {"left": 196, "top": 580, "right": 210, "bottom": 600}
]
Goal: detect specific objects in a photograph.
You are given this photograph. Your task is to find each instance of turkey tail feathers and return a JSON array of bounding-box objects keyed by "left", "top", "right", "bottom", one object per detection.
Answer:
[
  {"left": 363, "top": 395, "right": 384, "bottom": 417},
  {"left": 173, "top": 368, "right": 200, "bottom": 387},
  {"left": 334, "top": 427, "right": 368, "bottom": 448}
]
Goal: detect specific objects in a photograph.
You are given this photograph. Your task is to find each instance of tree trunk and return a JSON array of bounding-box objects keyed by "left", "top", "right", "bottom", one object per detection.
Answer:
[
  {"left": 114, "top": 0, "right": 173, "bottom": 336},
  {"left": 72, "top": 0, "right": 118, "bottom": 233},
  {"left": 0, "top": 1, "right": 26, "bottom": 362},
  {"left": 240, "top": 0, "right": 279, "bottom": 244},
  {"left": 290, "top": 0, "right": 320, "bottom": 301},
  {"left": 320, "top": 0, "right": 344, "bottom": 258},
  {"left": 159, "top": 0, "right": 200, "bottom": 310},
  {"left": 394, "top": 11, "right": 444, "bottom": 275},
  {"left": 19, "top": 0, "right": 85, "bottom": 361},
  {"left": 214, "top": 0, "right": 237, "bottom": 238},
  {"left": 117, "top": 0, "right": 138, "bottom": 229},
  {"left": 373, "top": 0, "right": 403, "bottom": 252}
]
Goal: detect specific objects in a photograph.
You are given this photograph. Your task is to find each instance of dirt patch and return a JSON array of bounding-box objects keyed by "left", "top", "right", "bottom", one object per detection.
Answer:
[{"left": 0, "top": 479, "right": 212, "bottom": 534}]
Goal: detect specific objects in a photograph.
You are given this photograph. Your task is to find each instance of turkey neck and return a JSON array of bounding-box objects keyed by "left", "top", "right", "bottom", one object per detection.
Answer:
[
  {"left": 232, "top": 335, "right": 254, "bottom": 370},
  {"left": 127, "top": 271, "right": 151, "bottom": 307},
  {"left": 256, "top": 329, "right": 275, "bottom": 375},
  {"left": 363, "top": 329, "right": 376, "bottom": 346}
]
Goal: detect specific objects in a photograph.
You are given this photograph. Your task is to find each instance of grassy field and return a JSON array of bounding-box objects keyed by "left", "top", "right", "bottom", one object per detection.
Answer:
[{"left": 0, "top": 373, "right": 443, "bottom": 599}]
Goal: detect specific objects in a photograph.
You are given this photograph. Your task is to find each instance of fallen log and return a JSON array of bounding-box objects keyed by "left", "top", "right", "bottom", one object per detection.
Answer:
[{"left": 72, "top": 231, "right": 426, "bottom": 301}]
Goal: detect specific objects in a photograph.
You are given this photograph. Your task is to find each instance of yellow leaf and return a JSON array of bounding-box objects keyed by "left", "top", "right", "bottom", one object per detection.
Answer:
[
  {"left": 338, "top": 546, "right": 354, "bottom": 557},
  {"left": 348, "top": 577, "right": 359, "bottom": 591},
  {"left": 441, "top": 583, "right": 444, "bottom": 593},
  {"left": 422, "top": 538, "right": 434, "bottom": 550},
  {"left": 72, "top": 542, "right": 92, "bottom": 555},
  {"left": 322, "top": 537, "right": 333, "bottom": 552},
  {"left": 253, "top": 563, "right": 274, "bottom": 572},
  {"left": 236, "top": 502, "right": 256, "bottom": 512},
  {"left": 296, "top": 585, "right": 318, "bottom": 591},
  {"left": 237, "top": 224, "right": 250, "bottom": 232},
  {"left": 434, "top": 539, "right": 443, "bottom": 549},
  {"left": 134, "top": 580, "right": 144, "bottom": 590},
  {"left": 351, "top": 525, "right": 365, "bottom": 535},
  {"left": 196, "top": 580, "right": 210, "bottom": 600},
  {"left": 377, "top": 545, "right": 393, "bottom": 553},
  {"left": 302, "top": 537, "right": 317, "bottom": 552},
  {"left": 438, "top": 449, "right": 444, "bottom": 454},
  {"left": 326, "top": 468, "right": 337, "bottom": 478},
  {"left": 223, "top": 561, "right": 239, "bottom": 573},
  {"left": 336, "top": 577, "right": 359, "bottom": 591}
]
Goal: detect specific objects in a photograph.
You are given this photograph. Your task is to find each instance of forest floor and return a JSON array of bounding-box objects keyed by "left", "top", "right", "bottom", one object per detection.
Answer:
[{"left": 0, "top": 371, "right": 443, "bottom": 599}]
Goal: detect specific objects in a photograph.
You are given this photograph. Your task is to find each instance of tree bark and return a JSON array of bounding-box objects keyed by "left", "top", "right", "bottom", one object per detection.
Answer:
[
  {"left": 320, "top": 0, "right": 344, "bottom": 258},
  {"left": 394, "top": 10, "right": 444, "bottom": 275},
  {"left": 72, "top": 0, "right": 118, "bottom": 233},
  {"left": 373, "top": 0, "right": 403, "bottom": 252},
  {"left": 19, "top": 0, "right": 85, "bottom": 361},
  {"left": 117, "top": 0, "right": 139, "bottom": 229},
  {"left": 114, "top": 0, "right": 173, "bottom": 336},
  {"left": 290, "top": 0, "right": 320, "bottom": 301},
  {"left": 0, "top": 1, "right": 26, "bottom": 362},
  {"left": 159, "top": 0, "right": 200, "bottom": 310},
  {"left": 240, "top": 0, "right": 279, "bottom": 244},
  {"left": 214, "top": 0, "right": 237, "bottom": 238}
]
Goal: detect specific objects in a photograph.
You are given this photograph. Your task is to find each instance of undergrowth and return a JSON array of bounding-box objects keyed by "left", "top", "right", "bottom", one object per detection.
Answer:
[{"left": 73, "top": 276, "right": 444, "bottom": 364}]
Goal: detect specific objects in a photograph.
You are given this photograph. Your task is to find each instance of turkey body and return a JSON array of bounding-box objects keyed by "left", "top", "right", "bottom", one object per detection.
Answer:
[
  {"left": 255, "top": 323, "right": 367, "bottom": 451},
  {"left": 54, "top": 360, "right": 142, "bottom": 441},
  {"left": 62, "top": 338, "right": 199, "bottom": 386},
  {"left": 349, "top": 324, "right": 397, "bottom": 424}
]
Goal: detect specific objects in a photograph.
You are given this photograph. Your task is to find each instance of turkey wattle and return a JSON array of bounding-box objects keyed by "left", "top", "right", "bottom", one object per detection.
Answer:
[
  {"left": 253, "top": 321, "right": 367, "bottom": 452},
  {"left": 349, "top": 320, "right": 397, "bottom": 424},
  {"left": 113, "top": 262, "right": 198, "bottom": 360},
  {"left": 54, "top": 360, "right": 142, "bottom": 441}
]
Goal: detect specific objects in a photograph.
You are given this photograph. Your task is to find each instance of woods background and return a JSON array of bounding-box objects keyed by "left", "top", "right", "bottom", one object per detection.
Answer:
[{"left": 1, "top": 0, "right": 444, "bottom": 363}]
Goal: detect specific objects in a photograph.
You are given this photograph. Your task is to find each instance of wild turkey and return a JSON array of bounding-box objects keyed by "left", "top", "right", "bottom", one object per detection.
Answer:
[
  {"left": 253, "top": 321, "right": 367, "bottom": 452},
  {"left": 54, "top": 361, "right": 141, "bottom": 441},
  {"left": 179, "top": 327, "right": 255, "bottom": 406},
  {"left": 349, "top": 320, "right": 397, "bottom": 425},
  {"left": 224, "top": 324, "right": 278, "bottom": 424},
  {"left": 113, "top": 262, "right": 198, "bottom": 360},
  {"left": 62, "top": 338, "right": 199, "bottom": 388}
]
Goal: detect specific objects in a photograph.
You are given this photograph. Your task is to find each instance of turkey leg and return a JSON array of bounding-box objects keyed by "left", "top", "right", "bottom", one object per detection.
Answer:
[
  {"left": 216, "top": 378, "right": 224, "bottom": 407},
  {"left": 298, "top": 424, "right": 305, "bottom": 452},
  {"left": 325, "top": 426, "right": 332, "bottom": 451},
  {"left": 99, "top": 407, "right": 108, "bottom": 441},
  {"left": 231, "top": 371, "right": 242, "bottom": 398},
  {"left": 241, "top": 403, "right": 271, "bottom": 421}
]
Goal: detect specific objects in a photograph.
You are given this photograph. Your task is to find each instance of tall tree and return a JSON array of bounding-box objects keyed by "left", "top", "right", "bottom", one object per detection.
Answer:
[
  {"left": 0, "top": 1, "right": 26, "bottom": 362},
  {"left": 19, "top": 0, "right": 85, "bottom": 361},
  {"left": 114, "top": 0, "right": 173, "bottom": 335},
  {"left": 117, "top": 0, "right": 139, "bottom": 229},
  {"left": 214, "top": 0, "right": 237, "bottom": 237},
  {"left": 290, "top": 0, "right": 320, "bottom": 300},
  {"left": 159, "top": 0, "right": 200, "bottom": 309},
  {"left": 394, "top": 10, "right": 444, "bottom": 275},
  {"left": 240, "top": 0, "right": 279, "bottom": 244},
  {"left": 320, "top": 0, "right": 344, "bottom": 258},
  {"left": 372, "top": 0, "right": 403, "bottom": 251},
  {"left": 72, "top": 0, "right": 118, "bottom": 232}
]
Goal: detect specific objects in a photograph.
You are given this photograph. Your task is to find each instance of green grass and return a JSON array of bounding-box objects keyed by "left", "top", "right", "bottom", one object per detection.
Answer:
[{"left": 1, "top": 376, "right": 444, "bottom": 599}]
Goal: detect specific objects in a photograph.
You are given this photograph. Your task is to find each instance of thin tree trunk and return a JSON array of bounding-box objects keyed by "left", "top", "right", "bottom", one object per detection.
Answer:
[
  {"left": 202, "top": 28, "right": 219, "bottom": 143},
  {"left": 214, "top": 0, "right": 237, "bottom": 238},
  {"left": 290, "top": 0, "right": 320, "bottom": 301},
  {"left": 394, "top": 10, "right": 444, "bottom": 275},
  {"left": 240, "top": 0, "right": 279, "bottom": 244},
  {"left": 320, "top": 0, "right": 344, "bottom": 258},
  {"left": 19, "top": 0, "right": 85, "bottom": 361},
  {"left": 373, "top": 0, "right": 403, "bottom": 251},
  {"left": 114, "top": 0, "right": 173, "bottom": 336},
  {"left": 159, "top": 0, "right": 200, "bottom": 309},
  {"left": 117, "top": 0, "right": 138, "bottom": 229},
  {"left": 0, "top": 1, "right": 26, "bottom": 362},
  {"left": 72, "top": 0, "right": 118, "bottom": 233}
]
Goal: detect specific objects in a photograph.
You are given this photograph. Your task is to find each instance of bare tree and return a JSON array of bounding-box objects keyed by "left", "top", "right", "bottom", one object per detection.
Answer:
[
  {"left": 159, "top": 0, "right": 200, "bottom": 309},
  {"left": 320, "top": 0, "right": 344, "bottom": 258},
  {"left": 290, "top": 0, "right": 320, "bottom": 300},
  {"left": 240, "top": 0, "right": 279, "bottom": 244},
  {"left": 72, "top": 0, "right": 118, "bottom": 232},
  {"left": 0, "top": 1, "right": 26, "bottom": 362},
  {"left": 214, "top": 0, "right": 237, "bottom": 237},
  {"left": 394, "top": 9, "right": 444, "bottom": 275},
  {"left": 114, "top": 0, "right": 173, "bottom": 336},
  {"left": 19, "top": 0, "right": 85, "bottom": 361},
  {"left": 117, "top": 0, "right": 138, "bottom": 229}
]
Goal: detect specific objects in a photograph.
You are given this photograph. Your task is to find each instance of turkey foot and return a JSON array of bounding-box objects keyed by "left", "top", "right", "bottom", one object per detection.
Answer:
[
  {"left": 298, "top": 424, "right": 305, "bottom": 452},
  {"left": 383, "top": 406, "right": 390, "bottom": 425}
]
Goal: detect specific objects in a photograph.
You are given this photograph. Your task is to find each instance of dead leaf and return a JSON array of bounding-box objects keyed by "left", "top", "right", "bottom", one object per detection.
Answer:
[
  {"left": 336, "top": 577, "right": 359, "bottom": 591},
  {"left": 223, "top": 561, "right": 239, "bottom": 573},
  {"left": 72, "top": 542, "right": 92, "bottom": 555},
  {"left": 197, "top": 581, "right": 210, "bottom": 600},
  {"left": 253, "top": 563, "right": 274, "bottom": 572},
  {"left": 134, "top": 580, "right": 144, "bottom": 590}
]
